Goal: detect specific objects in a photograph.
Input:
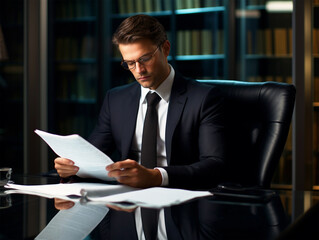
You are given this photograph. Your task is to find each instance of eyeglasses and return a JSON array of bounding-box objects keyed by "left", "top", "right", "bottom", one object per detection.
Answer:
[{"left": 121, "top": 46, "right": 159, "bottom": 70}]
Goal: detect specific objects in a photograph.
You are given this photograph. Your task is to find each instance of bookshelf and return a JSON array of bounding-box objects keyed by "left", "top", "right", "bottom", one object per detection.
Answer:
[
  {"left": 239, "top": 1, "right": 292, "bottom": 83},
  {"left": 47, "top": 0, "right": 100, "bottom": 139},
  {"left": 237, "top": 1, "right": 293, "bottom": 186},
  {"left": 0, "top": 0, "right": 24, "bottom": 173},
  {"left": 313, "top": 0, "right": 319, "bottom": 187}
]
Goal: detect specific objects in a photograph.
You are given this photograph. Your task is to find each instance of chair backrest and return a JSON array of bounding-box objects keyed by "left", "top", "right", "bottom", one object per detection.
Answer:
[{"left": 197, "top": 80, "right": 296, "bottom": 188}]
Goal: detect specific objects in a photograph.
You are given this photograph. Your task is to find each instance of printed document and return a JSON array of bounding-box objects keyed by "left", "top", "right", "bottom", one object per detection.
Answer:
[{"left": 35, "top": 129, "right": 114, "bottom": 181}]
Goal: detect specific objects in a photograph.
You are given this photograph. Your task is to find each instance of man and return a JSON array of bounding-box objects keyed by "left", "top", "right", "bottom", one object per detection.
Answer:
[
  {"left": 54, "top": 14, "right": 226, "bottom": 240},
  {"left": 54, "top": 14, "right": 225, "bottom": 191}
]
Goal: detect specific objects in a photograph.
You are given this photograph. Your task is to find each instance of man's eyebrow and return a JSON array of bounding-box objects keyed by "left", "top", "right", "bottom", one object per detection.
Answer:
[{"left": 122, "top": 51, "right": 153, "bottom": 62}]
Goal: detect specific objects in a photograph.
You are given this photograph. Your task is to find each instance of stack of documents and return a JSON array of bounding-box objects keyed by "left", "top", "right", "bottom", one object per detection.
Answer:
[
  {"left": 5, "top": 182, "right": 212, "bottom": 209},
  {"left": 6, "top": 130, "right": 212, "bottom": 209}
]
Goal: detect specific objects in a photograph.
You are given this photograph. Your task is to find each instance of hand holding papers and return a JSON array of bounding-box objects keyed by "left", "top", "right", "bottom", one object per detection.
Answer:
[{"left": 35, "top": 129, "right": 114, "bottom": 181}]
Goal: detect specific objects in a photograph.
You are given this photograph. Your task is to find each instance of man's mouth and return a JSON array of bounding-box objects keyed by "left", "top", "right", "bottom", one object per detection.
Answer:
[{"left": 138, "top": 76, "right": 150, "bottom": 81}]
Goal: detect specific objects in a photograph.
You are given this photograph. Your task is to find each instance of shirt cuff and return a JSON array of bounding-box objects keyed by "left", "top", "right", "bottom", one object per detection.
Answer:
[{"left": 155, "top": 167, "right": 169, "bottom": 186}]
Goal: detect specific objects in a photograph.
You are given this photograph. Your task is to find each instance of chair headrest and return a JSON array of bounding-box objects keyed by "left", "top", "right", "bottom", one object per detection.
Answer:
[{"left": 197, "top": 80, "right": 296, "bottom": 188}]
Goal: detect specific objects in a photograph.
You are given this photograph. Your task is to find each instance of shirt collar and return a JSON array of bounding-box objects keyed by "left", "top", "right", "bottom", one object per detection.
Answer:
[{"left": 141, "top": 65, "right": 175, "bottom": 103}]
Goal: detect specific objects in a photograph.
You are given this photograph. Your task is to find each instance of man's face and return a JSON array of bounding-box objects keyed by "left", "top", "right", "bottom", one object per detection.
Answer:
[{"left": 119, "top": 39, "right": 170, "bottom": 90}]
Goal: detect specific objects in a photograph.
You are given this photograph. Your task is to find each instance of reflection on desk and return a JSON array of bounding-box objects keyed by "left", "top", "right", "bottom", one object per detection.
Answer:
[
  {"left": 91, "top": 194, "right": 288, "bottom": 240},
  {"left": 0, "top": 190, "right": 288, "bottom": 239},
  {"left": 0, "top": 175, "right": 318, "bottom": 240}
]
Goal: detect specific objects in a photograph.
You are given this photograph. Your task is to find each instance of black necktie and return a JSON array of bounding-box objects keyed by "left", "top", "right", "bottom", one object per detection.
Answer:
[
  {"left": 141, "top": 92, "right": 161, "bottom": 240},
  {"left": 141, "top": 92, "right": 161, "bottom": 168}
]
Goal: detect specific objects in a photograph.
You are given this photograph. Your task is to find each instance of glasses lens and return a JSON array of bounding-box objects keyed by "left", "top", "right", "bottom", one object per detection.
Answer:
[
  {"left": 121, "top": 61, "right": 129, "bottom": 70},
  {"left": 139, "top": 55, "right": 152, "bottom": 64},
  {"left": 121, "top": 46, "right": 159, "bottom": 70}
]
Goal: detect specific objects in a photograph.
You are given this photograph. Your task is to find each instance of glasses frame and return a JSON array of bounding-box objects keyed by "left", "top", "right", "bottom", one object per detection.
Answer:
[{"left": 121, "top": 46, "right": 160, "bottom": 70}]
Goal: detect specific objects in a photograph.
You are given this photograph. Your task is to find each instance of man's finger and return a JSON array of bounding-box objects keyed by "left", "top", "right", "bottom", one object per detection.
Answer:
[
  {"left": 106, "top": 159, "right": 137, "bottom": 171},
  {"left": 55, "top": 158, "right": 75, "bottom": 165}
]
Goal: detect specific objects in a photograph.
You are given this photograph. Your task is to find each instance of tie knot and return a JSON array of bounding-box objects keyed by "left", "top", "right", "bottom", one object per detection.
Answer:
[{"left": 146, "top": 92, "right": 161, "bottom": 107}]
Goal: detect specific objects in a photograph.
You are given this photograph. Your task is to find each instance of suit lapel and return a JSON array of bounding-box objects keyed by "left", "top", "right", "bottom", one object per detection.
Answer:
[
  {"left": 166, "top": 73, "right": 188, "bottom": 165},
  {"left": 121, "top": 84, "right": 141, "bottom": 159}
]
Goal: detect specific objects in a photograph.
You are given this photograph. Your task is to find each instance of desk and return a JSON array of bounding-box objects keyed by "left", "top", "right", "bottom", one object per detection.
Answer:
[{"left": 0, "top": 175, "right": 318, "bottom": 240}]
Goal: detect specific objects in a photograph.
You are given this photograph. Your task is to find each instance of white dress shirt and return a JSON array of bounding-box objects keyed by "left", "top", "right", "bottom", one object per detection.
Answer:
[
  {"left": 132, "top": 65, "right": 175, "bottom": 240},
  {"left": 131, "top": 65, "right": 175, "bottom": 185}
]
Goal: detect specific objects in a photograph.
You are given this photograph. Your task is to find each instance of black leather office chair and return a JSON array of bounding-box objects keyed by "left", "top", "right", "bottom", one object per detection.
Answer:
[{"left": 197, "top": 80, "right": 296, "bottom": 188}]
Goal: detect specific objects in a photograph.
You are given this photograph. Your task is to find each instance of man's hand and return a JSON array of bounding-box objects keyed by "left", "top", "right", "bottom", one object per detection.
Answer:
[
  {"left": 54, "top": 157, "right": 79, "bottom": 178},
  {"left": 54, "top": 198, "right": 75, "bottom": 210},
  {"left": 106, "top": 204, "right": 136, "bottom": 213},
  {"left": 106, "top": 159, "right": 162, "bottom": 188}
]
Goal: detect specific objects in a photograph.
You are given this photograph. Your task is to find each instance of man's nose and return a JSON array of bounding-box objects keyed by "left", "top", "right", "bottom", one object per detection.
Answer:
[{"left": 135, "top": 62, "right": 145, "bottom": 73}]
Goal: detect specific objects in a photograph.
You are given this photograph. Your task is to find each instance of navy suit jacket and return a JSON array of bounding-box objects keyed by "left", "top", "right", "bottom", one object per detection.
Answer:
[{"left": 88, "top": 72, "right": 225, "bottom": 190}]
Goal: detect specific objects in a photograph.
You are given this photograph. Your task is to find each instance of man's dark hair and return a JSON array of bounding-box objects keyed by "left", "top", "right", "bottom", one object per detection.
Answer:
[{"left": 112, "top": 14, "right": 167, "bottom": 46}]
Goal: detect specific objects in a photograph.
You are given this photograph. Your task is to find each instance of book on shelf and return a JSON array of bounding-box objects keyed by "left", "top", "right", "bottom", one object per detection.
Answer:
[
  {"left": 247, "top": 75, "right": 292, "bottom": 84},
  {"left": 56, "top": 0, "right": 94, "bottom": 18},
  {"left": 288, "top": 28, "right": 293, "bottom": 55},
  {"left": 118, "top": 0, "right": 126, "bottom": 14},
  {"left": 203, "top": 0, "right": 222, "bottom": 7},
  {"left": 191, "top": 30, "right": 201, "bottom": 55},
  {"left": 256, "top": 29, "right": 264, "bottom": 55},
  {"left": 275, "top": 76, "right": 284, "bottom": 83},
  {"left": 215, "top": 30, "right": 224, "bottom": 54},
  {"left": 194, "top": 0, "right": 200, "bottom": 8},
  {"left": 184, "top": 30, "right": 192, "bottom": 55},
  {"left": 246, "top": 30, "right": 252, "bottom": 54},
  {"left": 58, "top": 75, "right": 68, "bottom": 100},
  {"left": 154, "top": 0, "right": 162, "bottom": 12},
  {"left": 136, "top": 0, "right": 144, "bottom": 12},
  {"left": 56, "top": 35, "right": 96, "bottom": 60},
  {"left": 176, "top": 0, "right": 184, "bottom": 9},
  {"left": 264, "top": 28, "right": 273, "bottom": 55},
  {"left": 81, "top": 35, "right": 95, "bottom": 58},
  {"left": 314, "top": 28, "right": 319, "bottom": 55},
  {"left": 127, "top": 0, "right": 135, "bottom": 13},
  {"left": 314, "top": 77, "right": 319, "bottom": 102},
  {"left": 286, "top": 76, "right": 292, "bottom": 84},
  {"left": 2, "top": 65, "right": 24, "bottom": 74},
  {"left": 185, "top": 0, "right": 194, "bottom": 9},
  {"left": 177, "top": 30, "right": 184, "bottom": 55},
  {"left": 264, "top": 76, "right": 274, "bottom": 82},
  {"left": 177, "top": 29, "right": 223, "bottom": 55},
  {"left": 144, "top": 0, "right": 153, "bottom": 12},
  {"left": 201, "top": 30, "right": 213, "bottom": 55},
  {"left": 117, "top": 0, "right": 170, "bottom": 14},
  {"left": 55, "top": 37, "right": 64, "bottom": 60},
  {"left": 283, "top": 126, "right": 292, "bottom": 154},
  {"left": 76, "top": 73, "right": 86, "bottom": 100},
  {"left": 70, "top": 37, "right": 79, "bottom": 59},
  {"left": 274, "top": 28, "right": 288, "bottom": 56},
  {"left": 163, "top": 0, "right": 172, "bottom": 11}
]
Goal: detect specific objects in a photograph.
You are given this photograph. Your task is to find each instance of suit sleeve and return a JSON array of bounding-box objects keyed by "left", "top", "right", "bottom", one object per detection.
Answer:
[{"left": 88, "top": 92, "right": 116, "bottom": 157}]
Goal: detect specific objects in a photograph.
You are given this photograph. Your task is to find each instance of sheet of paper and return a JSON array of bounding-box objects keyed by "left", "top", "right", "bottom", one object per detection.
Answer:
[
  {"left": 86, "top": 187, "right": 213, "bottom": 209},
  {"left": 35, "top": 129, "right": 114, "bottom": 181},
  {"left": 35, "top": 203, "right": 109, "bottom": 240},
  {"left": 5, "top": 182, "right": 138, "bottom": 200}
]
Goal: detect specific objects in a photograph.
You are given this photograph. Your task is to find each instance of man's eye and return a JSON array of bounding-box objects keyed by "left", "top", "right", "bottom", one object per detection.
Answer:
[
  {"left": 127, "top": 61, "right": 135, "bottom": 66},
  {"left": 139, "top": 55, "right": 152, "bottom": 63}
]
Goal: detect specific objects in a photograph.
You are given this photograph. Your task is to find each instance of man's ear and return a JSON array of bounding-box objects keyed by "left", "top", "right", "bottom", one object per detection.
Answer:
[{"left": 162, "top": 40, "right": 171, "bottom": 57}]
